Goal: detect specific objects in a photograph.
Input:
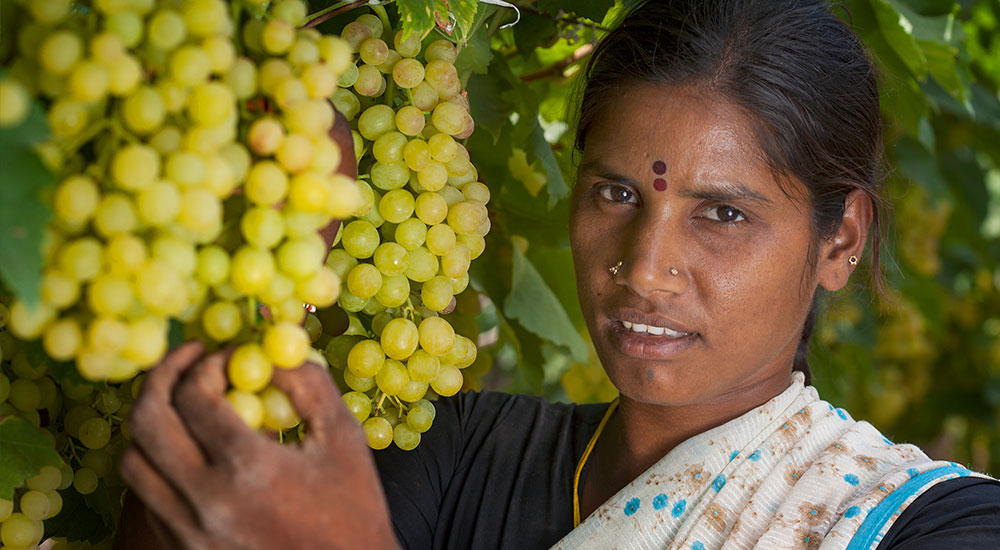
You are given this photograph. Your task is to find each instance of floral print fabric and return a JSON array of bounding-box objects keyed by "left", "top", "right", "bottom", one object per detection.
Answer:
[{"left": 551, "top": 372, "right": 994, "bottom": 550}]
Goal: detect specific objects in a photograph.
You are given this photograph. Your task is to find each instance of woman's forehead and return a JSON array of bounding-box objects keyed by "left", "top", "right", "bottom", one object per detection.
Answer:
[{"left": 582, "top": 85, "right": 765, "bottom": 178}]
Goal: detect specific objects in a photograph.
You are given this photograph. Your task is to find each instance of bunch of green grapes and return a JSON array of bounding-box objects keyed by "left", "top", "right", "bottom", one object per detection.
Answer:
[
  {"left": 1, "top": 302, "right": 131, "bottom": 550},
  {"left": 321, "top": 12, "right": 490, "bottom": 451},
  {"left": 0, "top": 0, "right": 360, "bottom": 544}
]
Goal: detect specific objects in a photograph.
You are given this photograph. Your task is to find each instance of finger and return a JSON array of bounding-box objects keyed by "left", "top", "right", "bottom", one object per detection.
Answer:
[
  {"left": 120, "top": 447, "right": 206, "bottom": 546},
  {"left": 328, "top": 106, "right": 357, "bottom": 178},
  {"left": 172, "top": 348, "right": 262, "bottom": 465},
  {"left": 128, "top": 342, "right": 209, "bottom": 485},
  {"left": 270, "top": 362, "right": 355, "bottom": 448}
]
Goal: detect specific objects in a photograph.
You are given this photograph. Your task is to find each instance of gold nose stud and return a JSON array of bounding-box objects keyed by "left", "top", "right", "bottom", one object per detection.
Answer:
[
  {"left": 609, "top": 261, "right": 622, "bottom": 276},
  {"left": 669, "top": 267, "right": 679, "bottom": 276}
]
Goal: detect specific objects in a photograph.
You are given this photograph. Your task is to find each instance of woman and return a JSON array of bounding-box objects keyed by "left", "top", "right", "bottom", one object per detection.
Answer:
[{"left": 117, "top": 0, "right": 1000, "bottom": 548}]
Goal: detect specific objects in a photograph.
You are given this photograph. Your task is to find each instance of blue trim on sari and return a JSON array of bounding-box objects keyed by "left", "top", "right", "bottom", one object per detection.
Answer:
[{"left": 845, "top": 465, "right": 972, "bottom": 550}]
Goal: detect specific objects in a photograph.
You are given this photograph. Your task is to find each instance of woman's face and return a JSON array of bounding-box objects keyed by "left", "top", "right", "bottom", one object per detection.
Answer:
[{"left": 570, "top": 84, "right": 821, "bottom": 408}]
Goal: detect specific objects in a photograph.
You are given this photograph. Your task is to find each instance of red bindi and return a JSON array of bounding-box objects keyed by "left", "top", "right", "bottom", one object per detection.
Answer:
[
  {"left": 653, "top": 178, "right": 667, "bottom": 191},
  {"left": 652, "top": 160, "right": 667, "bottom": 174}
]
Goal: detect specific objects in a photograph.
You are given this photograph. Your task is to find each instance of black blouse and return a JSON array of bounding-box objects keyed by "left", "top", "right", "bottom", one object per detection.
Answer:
[{"left": 374, "top": 390, "right": 1000, "bottom": 549}]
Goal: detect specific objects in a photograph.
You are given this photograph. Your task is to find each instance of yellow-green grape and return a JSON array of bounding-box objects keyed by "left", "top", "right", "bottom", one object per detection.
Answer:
[
  {"left": 407, "top": 349, "right": 441, "bottom": 383},
  {"left": 407, "top": 404, "right": 434, "bottom": 433},
  {"left": 342, "top": 220, "right": 380, "bottom": 259},
  {"left": 0, "top": 512, "right": 40, "bottom": 547},
  {"left": 374, "top": 273, "right": 409, "bottom": 308},
  {"left": 148, "top": 8, "right": 187, "bottom": 50},
  {"left": 295, "top": 267, "right": 340, "bottom": 308},
  {"left": 420, "top": 275, "right": 453, "bottom": 312},
  {"left": 372, "top": 242, "right": 409, "bottom": 277},
  {"left": 226, "top": 57, "right": 259, "bottom": 100},
  {"left": 425, "top": 39, "right": 458, "bottom": 63},
  {"left": 354, "top": 64, "right": 384, "bottom": 97},
  {"left": 201, "top": 301, "right": 242, "bottom": 341},
  {"left": 393, "top": 423, "right": 420, "bottom": 451},
  {"left": 122, "top": 316, "right": 167, "bottom": 367},
  {"left": 9, "top": 300, "right": 56, "bottom": 340},
  {"left": 332, "top": 88, "right": 361, "bottom": 119},
  {"left": 228, "top": 344, "right": 274, "bottom": 393},
  {"left": 462, "top": 181, "right": 491, "bottom": 203},
  {"left": 229, "top": 246, "right": 276, "bottom": 296},
  {"left": 441, "top": 243, "right": 471, "bottom": 278},
  {"left": 196, "top": 245, "right": 230, "bottom": 286},
  {"left": 263, "top": 322, "right": 310, "bottom": 369},
  {"left": 376, "top": 50, "right": 402, "bottom": 74},
  {"left": 341, "top": 21, "right": 373, "bottom": 50},
  {"left": 86, "top": 274, "right": 132, "bottom": 316},
  {"left": 286, "top": 99, "right": 334, "bottom": 137},
  {"left": 358, "top": 104, "right": 395, "bottom": 140},
  {"left": 425, "top": 224, "right": 457, "bottom": 256},
  {"left": 338, "top": 288, "right": 368, "bottom": 313},
  {"left": 414, "top": 192, "right": 448, "bottom": 225},
  {"left": 26, "top": 466, "right": 62, "bottom": 492},
  {"left": 262, "top": 19, "right": 295, "bottom": 54},
  {"left": 241, "top": 207, "right": 285, "bottom": 249},
  {"left": 275, "top": 76, "right": 308, "bottom": 109},
  {"left": 394, "top": 105, "right": 425, "bottom": 137},
  {"left": 326, "top": 174, "right": 362, "bottom": 218},
  {"left": 347, "top": 339, "right": 384, "bottom": 378},
  {"left": 373, "top": 131, "right": 407, "bottom": 163},
  {"left": 392, "top": 58, "right": 425, "bottom": 89},
  {"left": 18, "top": 489, "right": 49, "bottom": 521},
  {"left": 246, "top": 161, "right": 289, "bottom": 205},
  {"left": 431, "top": 101, "right": 468, "bottom": 136},
  {"left": 411, "top": 81, "right": 440, "bottom": 111},
  {"left": 52, "top": 175, "right": 100, "bottom": 226},
  {"left": 428, "top": 133, "right": 458, "bottom": 162},
  {"left": 325, "top": 249, "right": 359, "bottom": 280},
  {"left": 261, "top": 386, "right": 300, "bottom": 431},
  {"left": 276, "top": 237, "right": 324, "bottom": 280},
  {"left": 39, "top": 31, "right": 82, "bottom": 76},
  {"left": 419, "top": 316, "right": 456, "bottom": 356},
  {"left": 136, "top": 181, "right": 181, "bottom": 227},
  {"left": 48, "top": 99, "right": 89, "bottom": 138},
  {"left": 378, "top": 189, "right": 415, "bottom": 224},
  {"left": 393, "top": 30, "right": 421, "bottom": 58},
  {"left": 111, "top": 143, "right": 160, "bottom": 192},
  {"left": 303, "top": 313, "right": 322, "bottom": 343},
  {"left": 78, "top": 417, "right": 111, "bottom": 449},
  {"left": 363, "top": 416, "right": 393, "bottom": 449},
  {"left": 93, "top": 193, "right": 138, "bottom": 237},
  {"left": 342, "top": 391, "right": 371, "bottom": 422},
  {"left": 394, "top": 218, "right": 427, "bottom": 250},
  {"left": 417, "top": 160, "right": 449, "bottom": 191},
  {"left": 346, "top": 263, "right": 382, "bottom": 299},
  {"left": 325, "top": 334, "right": 363, "bottom": 369},
  {"left": 344, "top": 369, "right": 376, "bottom": 392},
  {"left": 405, "top": 247, "right": 438, "bottom": 282},
  {"left": 431, "top": 364, "right": 463, "bottom": 396},
  {"left": 337, "top": 62, "right": 360, "bottom": 89},
  {"left": 8, "top": 378, "right": 41, "bottom": 411},
  {"left": 448, "top": 200, "right": 488, "bottom": 234},
  {"left": 397, "top": 379, "right": 428, "bottom": 402},
  {"left": 381, "top": 318, "right": 419, "bottom": 360},
  {"left": 120, "top": 85, "right": 166, "bottom": 135},
  {"left": 376, "top": 358, "right": 409, "bottom": 395},
  {"left": 226, "top": 389, "right": 264, "bottom": 429},
  {"left": 359, "top": 38, "right": 389, "bottom": 66},
  {"left": 187, "top": 82, "right": 234, "bottom": 126},
  {"left": 370, "top": 160, "right": 410, "bottom": 191},
  {"left": 288, "top": 172, "right": 329, "bottom": 213},
  {"left": 403, "top": 139, "right": 431, "bottom": 171}
]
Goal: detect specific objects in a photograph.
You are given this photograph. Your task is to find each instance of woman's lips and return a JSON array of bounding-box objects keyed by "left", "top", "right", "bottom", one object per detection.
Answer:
[{"left": 607, "top": 317, "right": 700, "bottom": 360}]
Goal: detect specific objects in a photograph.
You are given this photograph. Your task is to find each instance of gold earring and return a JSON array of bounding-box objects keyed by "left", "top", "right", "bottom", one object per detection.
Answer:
[
  {"left": 669, "top": 267, "right": 679, "bottom": 276},
  {"left": 609, "top": 261, "right": 622, "bottom": 276},
  {"left": 849, "top": 255, "right": 858, "bottom": 266}
]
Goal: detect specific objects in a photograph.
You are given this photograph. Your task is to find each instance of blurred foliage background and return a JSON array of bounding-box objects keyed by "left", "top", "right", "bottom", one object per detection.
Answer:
[{"left": 397, "top": 0, "right": 1000, "bottom": 475}]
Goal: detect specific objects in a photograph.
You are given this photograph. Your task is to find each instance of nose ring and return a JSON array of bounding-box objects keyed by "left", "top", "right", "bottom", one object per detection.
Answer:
[{"left": 609, "top": 261, "right": 622, "bottom": 276}]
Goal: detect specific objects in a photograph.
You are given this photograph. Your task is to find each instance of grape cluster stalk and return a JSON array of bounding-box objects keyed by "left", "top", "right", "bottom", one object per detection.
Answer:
[{"left": 320, "top": 12, "right": 490, "bottom": 451}]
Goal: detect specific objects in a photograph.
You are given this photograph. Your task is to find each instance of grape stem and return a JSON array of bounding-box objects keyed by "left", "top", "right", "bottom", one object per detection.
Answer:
[
  {"left": 303, "top": 0, "right": 365, "bottom": 28},
  {"left": 375, "top": 391, "right": 387, "bottom": 413}
]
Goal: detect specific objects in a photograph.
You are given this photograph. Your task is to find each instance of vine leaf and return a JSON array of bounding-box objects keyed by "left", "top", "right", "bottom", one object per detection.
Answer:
[
  {"left": 537, "top": 0, "right": 614, "bottom": 22},
  {"left": 44, "top": 481, "right": 116, "bottom": 544},
  {"left": 0, "top": 96, "right": 53, "bottom": 308},
  {"left": 0, "top": 417, "right": 62, "bottom": 499},
  {"left": 503, "top": 246, "right": 587, "bottom": 362}
]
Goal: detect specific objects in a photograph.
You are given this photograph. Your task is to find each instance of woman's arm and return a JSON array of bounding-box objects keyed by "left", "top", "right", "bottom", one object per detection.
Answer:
[{"left": 115, "top": 342, "right": 400, "bottom": 549}]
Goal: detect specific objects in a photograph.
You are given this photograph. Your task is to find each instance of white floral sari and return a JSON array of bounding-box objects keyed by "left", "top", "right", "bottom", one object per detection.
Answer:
[{"left": 551, "top": 372, "right": 994, "bottom": 550}]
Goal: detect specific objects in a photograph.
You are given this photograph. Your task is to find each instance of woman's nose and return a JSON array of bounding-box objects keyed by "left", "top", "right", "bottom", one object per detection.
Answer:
[{"left": 616, "top": 211, "right": 689, "bottom": 299}]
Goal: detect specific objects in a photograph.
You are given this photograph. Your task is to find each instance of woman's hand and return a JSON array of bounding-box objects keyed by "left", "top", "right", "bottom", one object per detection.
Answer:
[{"left": 120, "top": 341, "right": 400, "bottom": 550}]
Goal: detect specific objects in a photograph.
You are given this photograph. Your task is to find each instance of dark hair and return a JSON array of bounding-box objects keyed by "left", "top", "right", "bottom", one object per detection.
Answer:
[{"left": 575, "top": 0, "right": 887, "bottom": 382}]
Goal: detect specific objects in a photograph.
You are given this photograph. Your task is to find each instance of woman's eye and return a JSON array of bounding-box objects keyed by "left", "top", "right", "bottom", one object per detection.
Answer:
[
  {"left": 597, "top": 185, "right": 639, "bottom": 205},
  {"left": 704, "top": 205, "right": 746, "bottom": 223}
]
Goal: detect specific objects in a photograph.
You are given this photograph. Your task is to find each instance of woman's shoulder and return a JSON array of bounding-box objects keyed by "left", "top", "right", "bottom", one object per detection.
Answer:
[
  {"left": 877, "top": 475, "right": 1000, "bottom": 549},
  {"left": 439, "top": 389, "right": 611, "bottom": 434}
]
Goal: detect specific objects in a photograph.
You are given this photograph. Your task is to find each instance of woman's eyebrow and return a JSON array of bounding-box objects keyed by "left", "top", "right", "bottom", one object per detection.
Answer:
[
  {"left": 578, "top": 160, "right": 640, "bottom": 188},
  {"left": 679, "top": 181, "right": 773, "bottom": 204}
]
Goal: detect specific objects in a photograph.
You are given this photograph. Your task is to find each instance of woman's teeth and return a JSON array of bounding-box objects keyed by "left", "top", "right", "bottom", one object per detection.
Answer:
[{"left": 621, "top": 320, "right": 690, "bottom": 337}]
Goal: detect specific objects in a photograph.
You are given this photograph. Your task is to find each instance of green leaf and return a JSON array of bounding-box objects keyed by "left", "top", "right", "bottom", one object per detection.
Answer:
[
  {"left": 396, "top": 0, "right": 437, "bottom": 39},
  {"left": 449, "top": 0, "right": 480, "bottom": 38},
  {"left": 44, "top": 482, "right": 116, "bottom": 544},
  {"left": 0, "top": 417, "right": 62, "bottom": 499},
  {"left": 895, "top": 136, "right": 950, "bottom": 200},
  {"left": 168, "top": 318, "right": 186, "bottom": 350},
  {"left": 871, "top": 0, "right": 928, "bottom": 79},
  {"left": 525, "top": 120, "right": 569, "bottom": 207},
  {"left": 0, "top": 99, "right": 53, "bottom": 308},
  {"left": 454, "top": 16, "right": 492, "bottom": 74},
  {"left": 503, "top": 246, "right": 587, "bottom": 361},
  {"left": 537, "top": 0, "right": 614, "bottom": 22}
]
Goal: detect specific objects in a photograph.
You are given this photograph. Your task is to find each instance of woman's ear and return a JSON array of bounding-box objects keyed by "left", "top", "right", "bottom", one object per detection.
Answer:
[{"left": 816, "top": 189, "right": 873, "bottom": 292}]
